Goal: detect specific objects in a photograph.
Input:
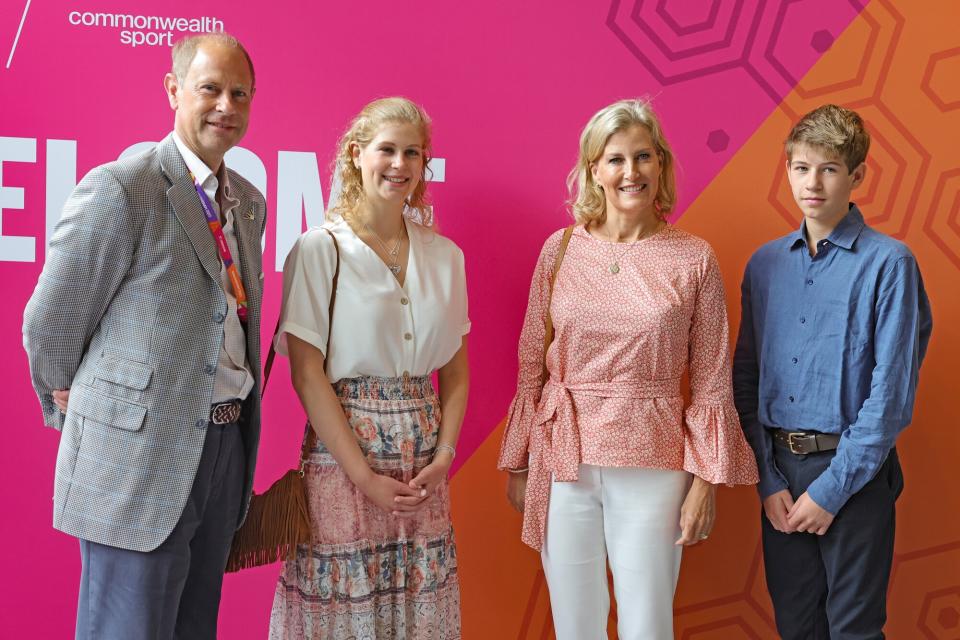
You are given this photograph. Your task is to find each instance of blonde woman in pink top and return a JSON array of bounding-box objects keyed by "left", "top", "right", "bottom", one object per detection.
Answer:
[{"left": 499, "top": 99, "right": 759, "bottom": 639}]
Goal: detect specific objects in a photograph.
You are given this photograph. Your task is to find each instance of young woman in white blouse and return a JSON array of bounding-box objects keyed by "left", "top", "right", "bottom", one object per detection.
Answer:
[{"left": 269, "top": 97, "right": 469, "bottom": 640}]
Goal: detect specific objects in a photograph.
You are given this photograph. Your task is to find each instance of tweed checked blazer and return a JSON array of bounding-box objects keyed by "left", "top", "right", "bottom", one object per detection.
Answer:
[{"left": 22, "top": 134, "right": 266, "bottom": 552}]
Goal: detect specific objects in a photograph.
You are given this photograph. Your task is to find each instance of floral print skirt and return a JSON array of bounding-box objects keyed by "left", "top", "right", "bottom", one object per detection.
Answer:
[{"left": 269, "top": 374, "right": 461, "bottom": 640}]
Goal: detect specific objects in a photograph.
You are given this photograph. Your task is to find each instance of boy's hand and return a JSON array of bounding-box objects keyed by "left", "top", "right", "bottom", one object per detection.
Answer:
[
  {"left": 762, "top": 489, "right": 797, "bottom": 533},
  {"left": 787, "top": 492, "right": 834, "bottom": 535}
]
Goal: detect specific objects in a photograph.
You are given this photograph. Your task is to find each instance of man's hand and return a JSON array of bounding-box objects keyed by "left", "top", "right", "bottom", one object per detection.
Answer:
[
  {"left": 53, "top": 389, "right": 70, "bottom": 414},
  {"left": 786, "top": 491, "right": 834, "bottom": 535},
  {"left": 762, "top": 489, "right": 797, "bottom": 533}
]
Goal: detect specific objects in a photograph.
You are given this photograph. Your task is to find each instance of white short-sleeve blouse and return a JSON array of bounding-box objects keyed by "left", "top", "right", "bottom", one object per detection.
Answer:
[{"left": 276, "top": 216, "right": 470, "bottom": 382}]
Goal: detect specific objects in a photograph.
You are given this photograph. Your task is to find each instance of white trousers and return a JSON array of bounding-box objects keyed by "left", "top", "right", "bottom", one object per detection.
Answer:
[{"left": 541, "top": 464, "right": 690, "bottom": 640}]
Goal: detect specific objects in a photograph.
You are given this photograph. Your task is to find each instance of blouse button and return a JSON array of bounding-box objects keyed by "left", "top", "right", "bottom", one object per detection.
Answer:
[
  {"left": 404, "top": 333, "right": 413, "bottom": 341},
  {"left": 400, "top": 297, "right": 409, "bottom": 305}
]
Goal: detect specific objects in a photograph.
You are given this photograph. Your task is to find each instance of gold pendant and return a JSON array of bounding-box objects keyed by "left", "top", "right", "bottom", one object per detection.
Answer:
[{"left": 610, "top": 263, "right": 620, "bottom": 274}]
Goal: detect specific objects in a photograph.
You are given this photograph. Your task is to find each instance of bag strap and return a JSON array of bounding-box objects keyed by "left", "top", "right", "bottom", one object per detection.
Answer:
[
  {"left": 261, "top": 228, "right": 341, "bottom": 395},
  {"left": 540, "top": 225, "right": 574, "bottom": 387},
  {"left": 260, "top": 228, "right": 341, "bottom": 464}
]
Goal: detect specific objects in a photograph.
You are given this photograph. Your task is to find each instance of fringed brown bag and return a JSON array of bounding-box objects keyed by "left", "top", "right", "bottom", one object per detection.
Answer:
[{"left": 225, "top": 229, "right": 340, "bottom": 573}]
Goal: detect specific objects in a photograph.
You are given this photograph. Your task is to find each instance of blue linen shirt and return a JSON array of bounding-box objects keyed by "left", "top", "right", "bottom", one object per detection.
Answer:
[{"left": 733, "top": 204, "right": 932, "bottom": 514}]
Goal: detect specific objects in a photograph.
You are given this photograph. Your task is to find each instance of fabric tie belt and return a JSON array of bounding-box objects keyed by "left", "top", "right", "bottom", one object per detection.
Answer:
[{"left": 521, "top": 376, "right": 682, "bottom": 550}]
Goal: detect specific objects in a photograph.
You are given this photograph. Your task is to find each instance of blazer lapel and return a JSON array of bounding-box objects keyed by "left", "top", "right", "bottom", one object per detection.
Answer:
[
  {"left": 232, "top": 195, "right": 261, "bottom": 303},
  {"left": 159, "top": 136, "right": 222, "bottom": 284}
]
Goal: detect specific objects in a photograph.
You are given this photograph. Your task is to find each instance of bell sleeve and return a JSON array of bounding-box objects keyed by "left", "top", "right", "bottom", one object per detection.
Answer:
[{"left": 683, "top": 245, "right": 759, "bottom": 485}]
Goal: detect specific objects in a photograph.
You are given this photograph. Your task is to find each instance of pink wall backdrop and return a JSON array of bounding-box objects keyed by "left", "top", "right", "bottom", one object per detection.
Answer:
[{"left": 12, "top": 1, "right": 958, "bottom": 638}]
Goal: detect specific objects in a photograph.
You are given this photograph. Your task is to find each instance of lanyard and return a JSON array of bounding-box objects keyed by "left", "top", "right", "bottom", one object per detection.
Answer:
[{"left": 190, "top": 171, "right": 248, "bottom": 323}]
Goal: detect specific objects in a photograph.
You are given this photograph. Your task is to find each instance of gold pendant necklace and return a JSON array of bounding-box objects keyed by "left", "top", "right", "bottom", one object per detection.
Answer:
[{"left": 603, "top": 221, "right": 663, "bottom": 274}]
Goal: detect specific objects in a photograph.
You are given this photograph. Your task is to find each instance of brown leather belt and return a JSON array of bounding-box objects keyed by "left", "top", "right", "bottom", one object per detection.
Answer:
[
  {"left": 209, "top": 399, "right": 242, "bottom": 425},
  {"left": 773, "top": 429, "right": 841, "bottom": 455}
]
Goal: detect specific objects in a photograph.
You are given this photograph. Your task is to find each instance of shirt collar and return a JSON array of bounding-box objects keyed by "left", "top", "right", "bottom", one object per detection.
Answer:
[
  {"left": 788, "top": 203, "right": 865, "bottom": 252},
  {"left": 171, "top": 131, "right": 236, "bottom": 207}
]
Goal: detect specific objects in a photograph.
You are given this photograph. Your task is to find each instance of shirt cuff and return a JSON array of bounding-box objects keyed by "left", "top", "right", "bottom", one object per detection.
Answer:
[
  {"left": 805, "top": 473, "right": 850, "bottom": 515},
  {"left": 42, "top": 396, "right": 65, "bottom": 431},
  {"left": 757, "top": 464, "right": 789, "bottom": 500}
]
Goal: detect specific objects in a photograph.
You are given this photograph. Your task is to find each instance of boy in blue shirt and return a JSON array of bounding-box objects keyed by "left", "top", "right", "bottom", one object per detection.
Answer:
[{"left": 733, "top": 104, "right": 932, "bottom": 639}]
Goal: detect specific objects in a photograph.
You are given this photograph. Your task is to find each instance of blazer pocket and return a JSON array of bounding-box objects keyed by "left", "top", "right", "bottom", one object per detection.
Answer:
[
  {"left": 93, "top": 355, "right": 153, "bottom": 390},
  {"left": 71, "top": 389, "right": 147, "bottom": 432}
]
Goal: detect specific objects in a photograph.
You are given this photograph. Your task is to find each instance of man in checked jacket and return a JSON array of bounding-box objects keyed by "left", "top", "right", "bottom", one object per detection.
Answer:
[{"left": 22, "top": 33, "right": 266, "bottom": 639}]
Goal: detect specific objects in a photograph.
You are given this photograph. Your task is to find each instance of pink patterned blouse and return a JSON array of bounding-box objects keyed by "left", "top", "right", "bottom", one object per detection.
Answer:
[{"left": 498, "top": 225, "right": 759, "bottom": 550}]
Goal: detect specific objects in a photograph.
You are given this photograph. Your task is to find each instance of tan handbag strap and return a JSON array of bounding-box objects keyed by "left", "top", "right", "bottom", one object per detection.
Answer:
[
  {"left": 261, "top": 228, "right": 341, "bottom": 463},
  {"left": 541, "top": 225, "right": 574, "bottom": 387}
]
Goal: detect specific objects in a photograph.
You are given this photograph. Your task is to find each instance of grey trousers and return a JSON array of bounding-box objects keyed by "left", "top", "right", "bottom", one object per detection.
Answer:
[{"left": 76, "top": 420, "right": 246, "bottom": 640}]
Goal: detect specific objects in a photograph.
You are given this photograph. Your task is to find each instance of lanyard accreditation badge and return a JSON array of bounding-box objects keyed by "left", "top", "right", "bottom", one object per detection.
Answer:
[{"left": 190, "top": 172, "right": 249, "bottom": 323}]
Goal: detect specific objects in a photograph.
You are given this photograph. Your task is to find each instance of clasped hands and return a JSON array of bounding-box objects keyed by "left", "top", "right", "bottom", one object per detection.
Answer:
[
  {"left": 361, "top": 447, "right": 455, "bottom": 517},
  {"left": 763, "top": 489, "right": 834, "bottom": 535}
]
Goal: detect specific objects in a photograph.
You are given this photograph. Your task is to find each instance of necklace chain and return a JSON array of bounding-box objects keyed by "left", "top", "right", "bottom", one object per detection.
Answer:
[
  {"left": 363, "top": 220, "right": 405, "bottom": 277},
  {"left": 602, "top": 221, "right": 663, "bottom": 274}
]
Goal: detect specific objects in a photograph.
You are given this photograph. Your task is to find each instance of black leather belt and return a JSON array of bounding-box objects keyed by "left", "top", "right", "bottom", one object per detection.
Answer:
[
  {"left": 773, "top": 429, "right": 841, "bottom": 455},
  {"left": 209, "top": 399, "right": 242, "bottom": 425}
]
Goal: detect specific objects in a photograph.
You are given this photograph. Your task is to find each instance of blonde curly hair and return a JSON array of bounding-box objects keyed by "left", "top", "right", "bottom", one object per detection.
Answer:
[
  {"left": 567, "top": 98, "right": 677, "bottom": 226},
  {"left": 328, "top": 97, "right": 433, "bottom": 225}
]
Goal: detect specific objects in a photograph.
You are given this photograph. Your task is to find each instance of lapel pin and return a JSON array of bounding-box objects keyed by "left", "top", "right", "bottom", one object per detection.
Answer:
[{"left": 244, "top": 209, "right": 256, "bottom": 220}]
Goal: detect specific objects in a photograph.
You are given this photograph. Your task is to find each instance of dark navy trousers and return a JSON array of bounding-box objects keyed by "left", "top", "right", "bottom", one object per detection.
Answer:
[
  {"left": 76, "top": 421, "right": 245, "bottom": 640},
  {"left": 762, "top": 445, "right": 903, "bottom": 640}
]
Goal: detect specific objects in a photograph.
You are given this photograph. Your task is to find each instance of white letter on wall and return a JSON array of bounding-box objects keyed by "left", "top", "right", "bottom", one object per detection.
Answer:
[
  {"left": 276, "top": 151, "right": 325, "bottom": 271},
  {"left": 225, "top": 146, "right": 268, "bottom": 250},
  {"left": 0, "top": 136, "right": 38, "bottom": 262},
  {"left": 45, "top": 139, "right": 77, "bottom": 254}
]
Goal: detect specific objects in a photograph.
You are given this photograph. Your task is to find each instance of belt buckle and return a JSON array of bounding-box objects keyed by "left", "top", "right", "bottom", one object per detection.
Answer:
[
  {"left": 787, "top": 432, "right": 806, "bottom": 455},
  {"left": 211, "top": 400, "right": 240, "bottom": 425}
]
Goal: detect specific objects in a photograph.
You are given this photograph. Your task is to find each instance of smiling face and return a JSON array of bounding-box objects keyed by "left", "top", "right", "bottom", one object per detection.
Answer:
[
  {"left": 591, "top": 124, "right": 662, "bottom": 220},
  {"left": 787, "top": 142, "right": 865, "bottom": 229},
  {"left": 352, "top": 122, "right": 425, "bottom": 207},
  {"left": 164, "top": 41, "right": 254, "bottom": 171}
]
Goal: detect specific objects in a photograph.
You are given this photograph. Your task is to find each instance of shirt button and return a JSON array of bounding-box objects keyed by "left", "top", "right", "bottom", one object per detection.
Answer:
[
  {"left": 792, "top": 357, "right": 798, "bottom": 364},
  {"left": 800, "top": 317, "right": 806, "bottom": 324},
  {"left": 806, "top": 279, "right": 814, "bottom": 285},
  {"left": 404, "top": 333, "right": 412, "bottom": 341},
  {"left": 789, "top": 396, "right": 795, "bottom": 402},
  {"left": 400, "top": 298, "right": 409, "bottom": 305},
  {"left": 204, "top": 364, "right": 216, "bottom": 375},
  {"left": 214, "top": 312, "right": 225, "bottom": 323}
]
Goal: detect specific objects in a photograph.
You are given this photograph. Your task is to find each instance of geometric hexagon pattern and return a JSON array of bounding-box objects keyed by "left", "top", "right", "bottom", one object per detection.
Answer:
[
  {"left": 455, "top": 0, "right": 960, "bottom": 637},
  {"left": 921, "top": 47, "right": 960, "bottom": 112},
  {"left": 607, "top": 0, "right": 867, "bottom": 104}
]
